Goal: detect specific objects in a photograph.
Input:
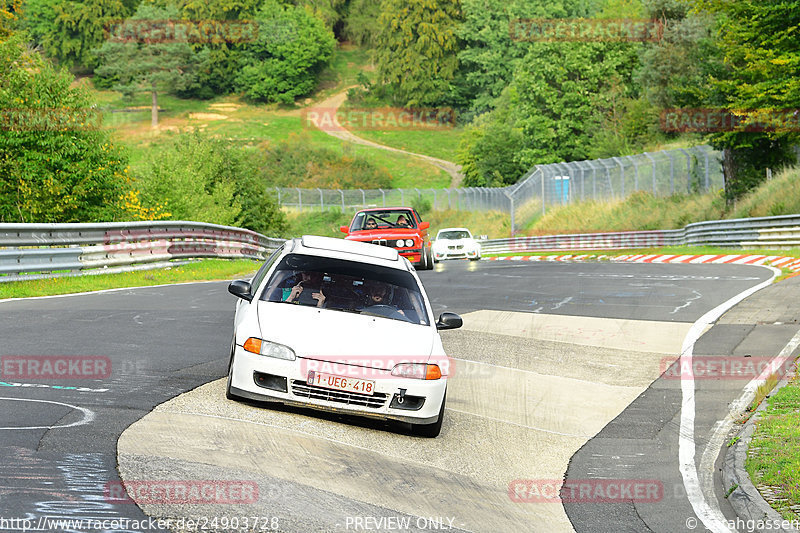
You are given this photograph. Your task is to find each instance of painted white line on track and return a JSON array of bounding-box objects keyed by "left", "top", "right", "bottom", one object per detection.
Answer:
[
  {"left": 678, "top": 265, "right": 780, "bottom": 533},
  {"left": 0, "top": 397, "right": 95, "bottom": 430},
  {"left": 698, "top": 327, "right": 800, "bottom": 532}
]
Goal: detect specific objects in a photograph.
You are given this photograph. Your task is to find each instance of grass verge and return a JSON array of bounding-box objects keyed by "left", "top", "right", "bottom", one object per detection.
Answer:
[
  {"left": 745, "top": 373, "right": 800, "bottom": 521},
  {"left": 0, "top": 259, "right": 258, "bottom": 299}
]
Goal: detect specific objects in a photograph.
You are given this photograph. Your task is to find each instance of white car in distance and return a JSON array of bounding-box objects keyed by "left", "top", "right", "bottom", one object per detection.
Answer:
[
  {"left": 432, "top": 228, "right": 481, "bottom": 262},
  {"left": 226, "top": 235, "right": 462, "bottom": 437}
]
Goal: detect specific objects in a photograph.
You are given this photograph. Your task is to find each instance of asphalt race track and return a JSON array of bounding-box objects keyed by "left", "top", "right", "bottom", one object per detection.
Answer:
[{"left": 1, "top": 259, "right": 798, "bottom": 533}]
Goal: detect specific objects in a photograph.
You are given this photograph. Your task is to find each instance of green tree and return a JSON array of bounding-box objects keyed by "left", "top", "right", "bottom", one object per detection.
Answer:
[
  {"left": 236, "top": 0, "right": 336, "bottom": 104},
  {"left": 374, "top": 0, "right": 461, "bottom": 107},
  {"left": 176, "top": 0, "right": 262, "bottom": 98},
  {"left": 0, "top": 33, "right": 129, "bottom": 222},
  {"left": 134, "top": 132, "right": 286, "bottom": 235},
  {"left": 1, "top": 0, "right": 21, "bottom": 39},
  {"left": 458, "top": 91, "right": 526, "bottom": 186},
  {"left": 24, "top": 0, "right": 136, "bottom": 70},
  {"left": 509, "top": 41, "right": 641, "bottom": 166},
  {"left": 456, "top": 0, "right": 586, "bottom": 113},
  {"left": 342, "top": 0, "right": 381, "bottom": 47},
  {"left": 94, "top": 3, "right": 204, "bottom": 127},
  {"left": 691, "top": 0, "right": 800, "bottom": 201}
]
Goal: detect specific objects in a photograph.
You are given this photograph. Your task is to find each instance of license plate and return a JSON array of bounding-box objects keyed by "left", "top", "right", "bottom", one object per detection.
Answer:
[{"left": 307, "top": 371, "right": 375, "bottom": 395}]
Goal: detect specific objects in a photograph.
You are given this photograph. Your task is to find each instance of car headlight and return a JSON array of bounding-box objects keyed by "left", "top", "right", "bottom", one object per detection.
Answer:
[
  {"left": 396, "top": 239, "right": 405, "bottom": 247},
  {"left": 391, "top": 363, "right": 442, "bottom": 380},
  {"left": 243, "top": 338, "right": 296, "bottom": 360},
  {"left": 405, "top": 239, "right": 414, "bottom": 247}
]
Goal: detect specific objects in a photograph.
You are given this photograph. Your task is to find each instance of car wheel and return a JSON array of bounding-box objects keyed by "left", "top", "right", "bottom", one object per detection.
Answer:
[
  {"left": 417, "top": 248, "right": 428, "bottom": 270},
  {"left": 412, "top": 391, "right": 445, "bottom": 438},
  {"left": 225, "top": 338, "right": 242, "bottom": 401},
  {"left": 425, "top": 246, "right": 434, "bottom": 270}
]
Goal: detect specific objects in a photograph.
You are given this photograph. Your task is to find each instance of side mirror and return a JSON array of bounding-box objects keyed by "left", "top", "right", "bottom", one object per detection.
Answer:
[
  {"left": 419, "top": 222, "right": 430, "bottom": 230},
  {"left": 436, "top": 312, "right": 462, "bottom": 330},
  {"left": 340, "top": 225, "right": 349, "bottom": 233},
  {"left": 228, "top": 280, "right": 253, "bottom": 302}
]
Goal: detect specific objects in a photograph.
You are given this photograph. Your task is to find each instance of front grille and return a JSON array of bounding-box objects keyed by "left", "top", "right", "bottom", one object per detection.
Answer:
[
  {"left": 291, "top": 380, "right": 388, "bottom": 409},
  {"left": 371, "top": 239, "right": 389, "bottom": 247},
  {"left": 448, "top": 245, "right": 464, "bottom": 250}
]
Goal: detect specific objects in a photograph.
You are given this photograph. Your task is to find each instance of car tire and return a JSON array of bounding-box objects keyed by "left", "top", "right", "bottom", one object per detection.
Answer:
[
  {"left": 425, "top": 246, "right": 434, "bottom": 270},
  {"left": 412, "top": 391, "right": 445, "bottom": 438},
  {"left": 225, "top": 338, "right": 242, "bottom": 401}
]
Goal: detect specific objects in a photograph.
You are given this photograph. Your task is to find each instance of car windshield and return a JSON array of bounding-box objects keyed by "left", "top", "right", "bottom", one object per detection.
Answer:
[
  {"left": 260, "top": 254, "right": 430, "bottom": 326},
  {"left": 438, "top": 231, "right": 470, "bottom": 240},
  {"left": 351, "top": 210, "right": 416, "bottom": 231}
]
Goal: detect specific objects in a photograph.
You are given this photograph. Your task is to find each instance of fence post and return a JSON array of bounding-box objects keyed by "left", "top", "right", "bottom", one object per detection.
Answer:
[
  {"left": 613, "top": 157, "right": 625, "bottom": 198},
  {"left": 643, "top": 152, "right": 656, "bottom": 195},
  {"left": 432, "top": 189, "right": 437, "bottom": 209},
  {"left": 541, "top": 166, "right": 547, "bottom": 215},
  {"left": 339, "top": 189, "right": 345, "bottom": 213},
  {"left": 678, "top": 148, "right": 692, "bottom": 193},
  {"left": 665, "top": 150, "right": 675, "bottom": 194},
  {"left": 361, "top": 189, "right": 366, "bottom": 207},
  {"left": 583, "top": 160, "right": 596, "bottom": 200},
  {"left": 379, "top": 188, "right": 385, "bottom": 206},
  {"left": 505, "top": 190, "right": 515, "bottom": 237},
  {"left": 318, "top": 188, "right": 324, "bottom": 211},
  {"left": 400, "top": 189, "right": 405, "bottom": 205},
  {"left": 627, "top": 155, "right": 639, "bottom": 191},
  {"left": 276, "top": 187, "right": 281, "bottom": 206},
  {"left": 296, "top": 188, "right": 302, "bottom": 210}
]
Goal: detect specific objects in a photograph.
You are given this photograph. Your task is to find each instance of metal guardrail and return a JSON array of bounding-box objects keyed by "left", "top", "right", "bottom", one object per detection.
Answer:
[
  {"left": 480, "top": 214, "right": 800, "bottom": 253},
  {"left": 0, "top": 221, "right": 286, "bottom": 282}
]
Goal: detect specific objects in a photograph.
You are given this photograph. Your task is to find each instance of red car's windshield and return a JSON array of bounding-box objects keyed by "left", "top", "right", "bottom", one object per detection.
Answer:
[{"left": 350, "top": 210, "right": 416, "bottom": 231}]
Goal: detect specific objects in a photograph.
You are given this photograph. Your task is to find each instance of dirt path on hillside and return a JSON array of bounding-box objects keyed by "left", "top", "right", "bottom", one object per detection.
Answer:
[{"left": 312, "top": 89, "right": 464, "bottom": 188}]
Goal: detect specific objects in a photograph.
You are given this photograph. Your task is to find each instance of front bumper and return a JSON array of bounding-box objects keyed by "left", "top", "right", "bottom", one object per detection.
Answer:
[
  {"left": 229, "top": 345, "right": 446, "bottom": 424},
  {"left": 434, "top": 249, "right": 480, "bottom": 260}
]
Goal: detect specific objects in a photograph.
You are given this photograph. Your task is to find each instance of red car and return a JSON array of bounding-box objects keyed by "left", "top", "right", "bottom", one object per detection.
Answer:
[{"left": 340, "top": 207, "right": 434, "bottom": 270}]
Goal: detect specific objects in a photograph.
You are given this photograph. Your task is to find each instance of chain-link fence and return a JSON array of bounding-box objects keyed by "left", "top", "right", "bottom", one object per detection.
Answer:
[{"left": 276, "top": 145, "right": 723, "bottom": 234}]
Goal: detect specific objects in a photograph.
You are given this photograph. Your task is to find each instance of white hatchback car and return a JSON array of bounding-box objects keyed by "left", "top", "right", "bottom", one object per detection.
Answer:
[
  {"left": 226, "top": 235, "right": 462, "bottom": 437},
  {"left": 432, "top": 228, "right": 481, "bottom": 262}
]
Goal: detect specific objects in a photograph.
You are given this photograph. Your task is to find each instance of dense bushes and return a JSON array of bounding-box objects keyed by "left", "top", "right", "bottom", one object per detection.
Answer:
[
  {"left": 132, "top": 133, "right": 286, "bottom": 235},
  {"left": 0, "top": 34, "right": 129, "bottom": 222},
  {"left": 255, "top": 133, "right": 392, "bottom": 189}
]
